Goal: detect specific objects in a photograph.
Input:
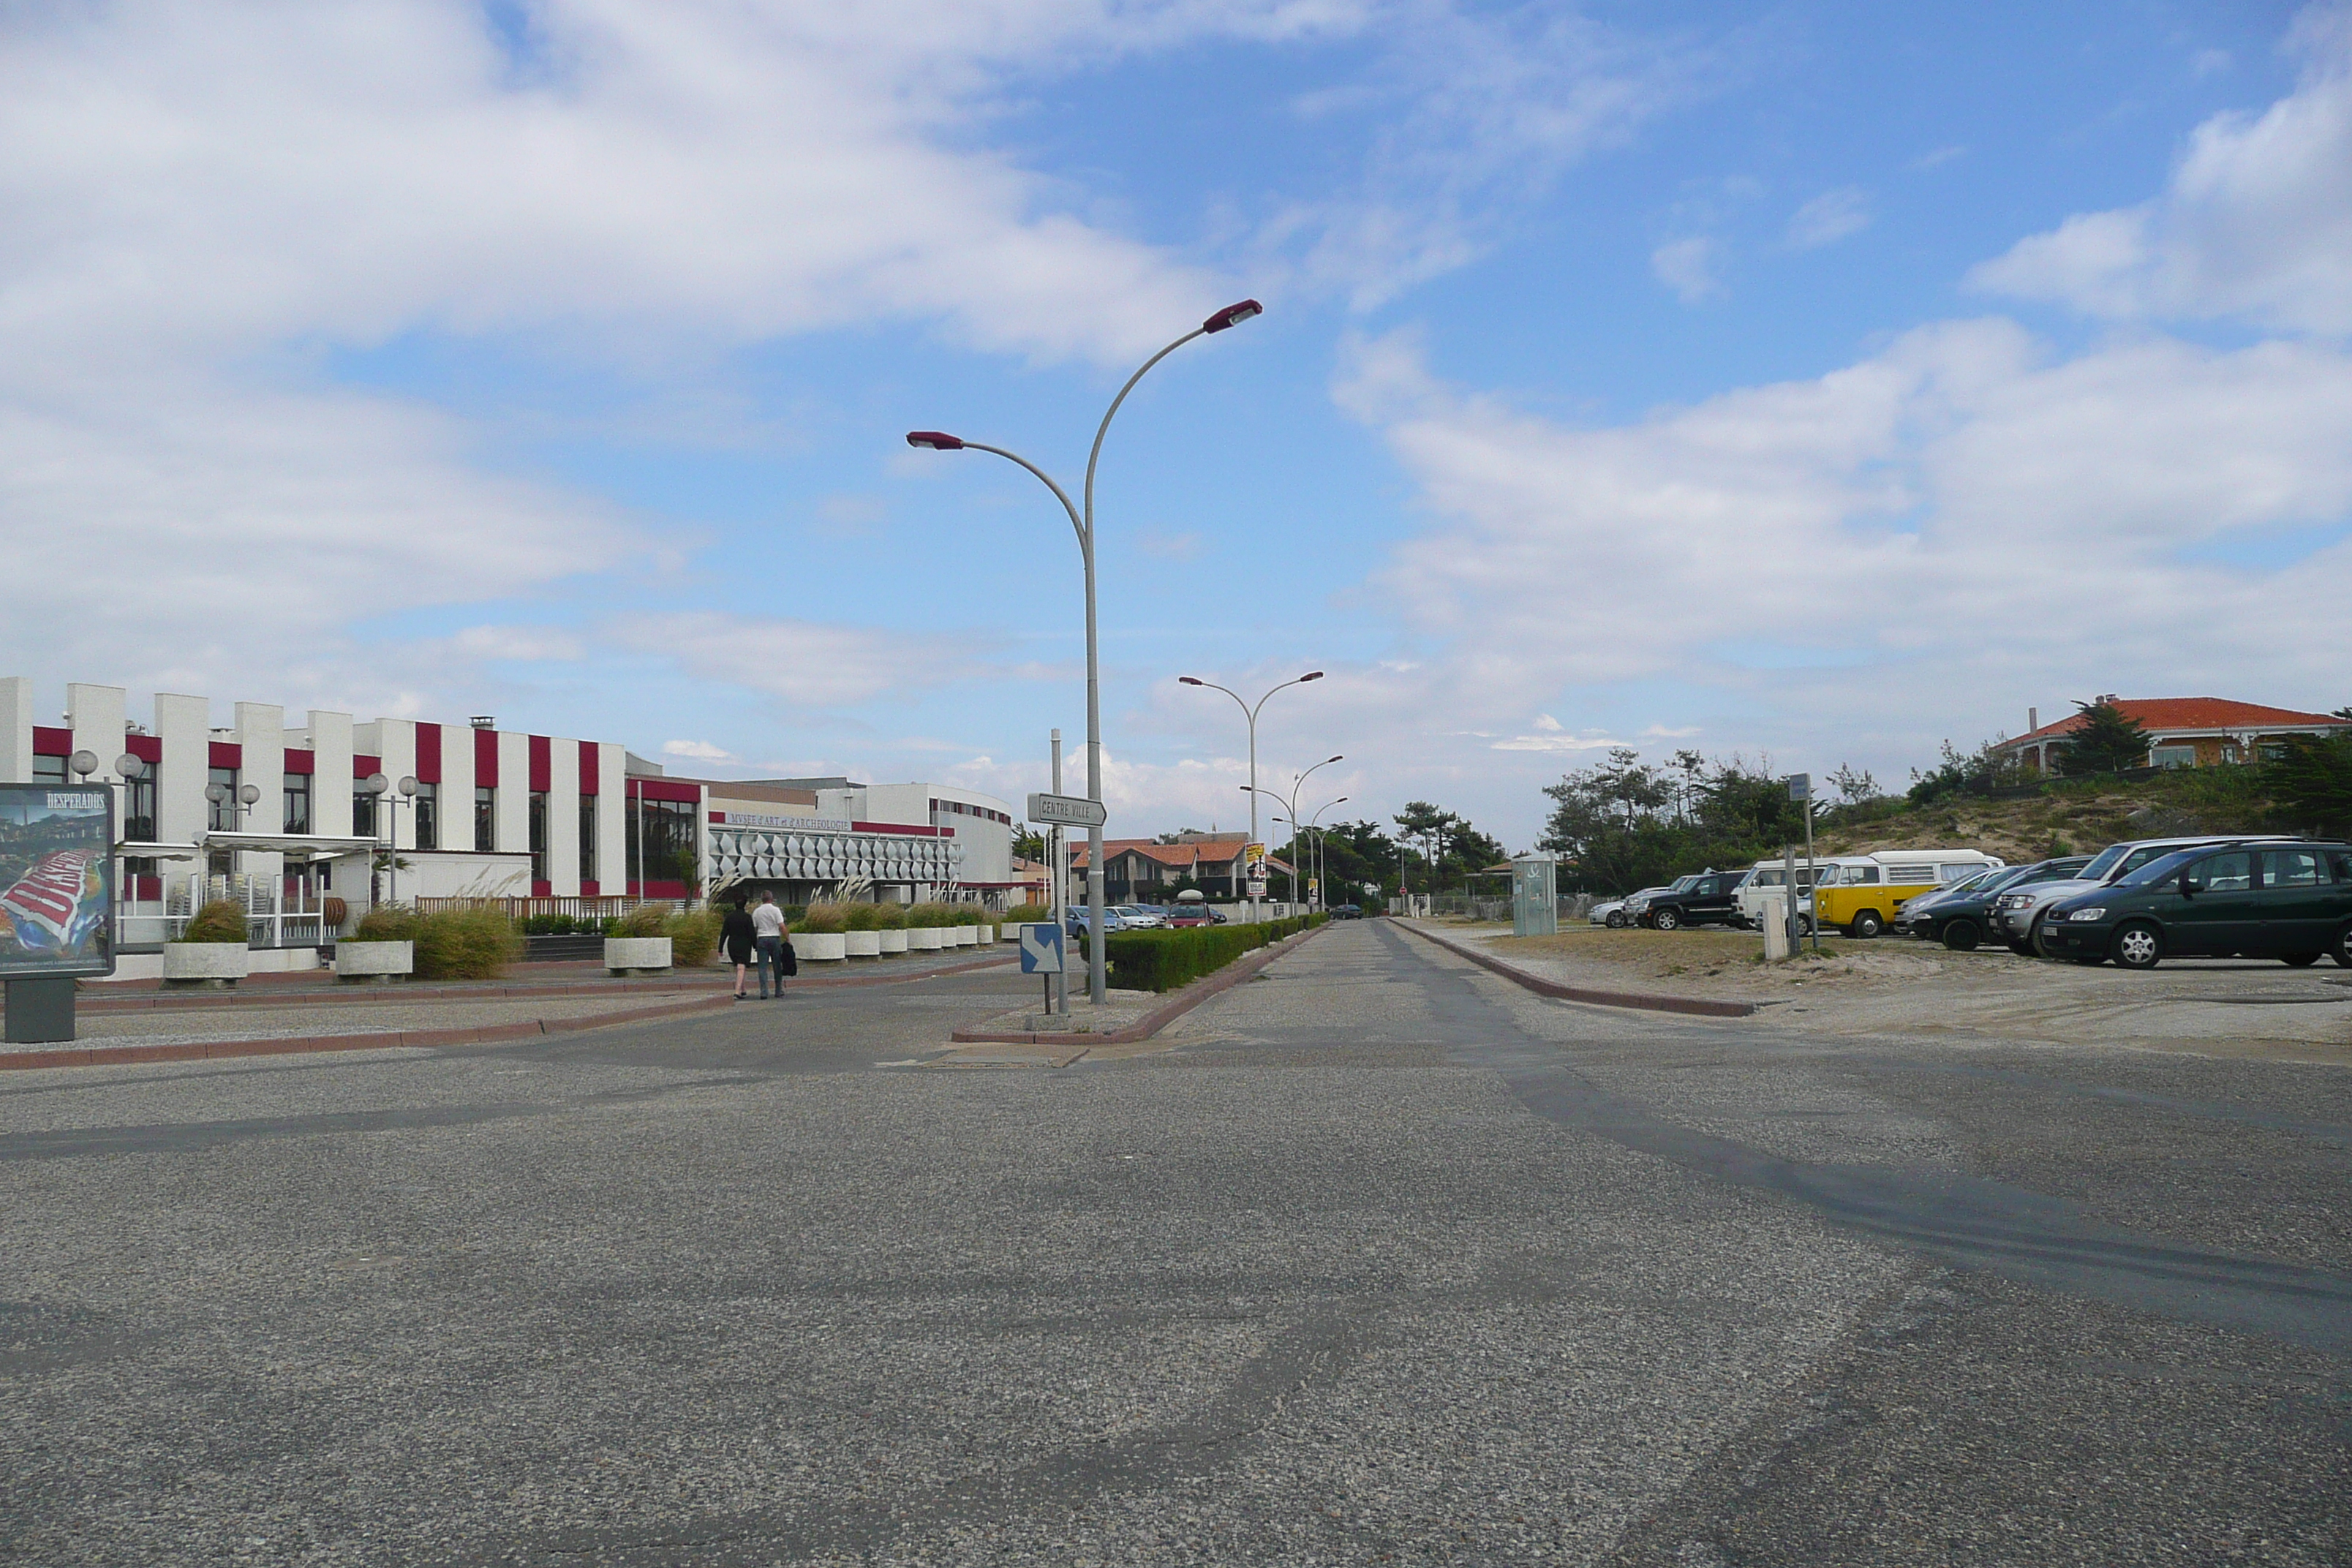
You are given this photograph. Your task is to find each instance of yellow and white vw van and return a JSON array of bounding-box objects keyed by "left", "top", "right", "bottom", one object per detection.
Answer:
[{"left": 1813, "top": 850, "right": 2005, "bottom": 938}]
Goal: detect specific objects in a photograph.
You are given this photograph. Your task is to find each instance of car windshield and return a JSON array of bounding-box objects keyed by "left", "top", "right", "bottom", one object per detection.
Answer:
[
  {"left": 1970, "top": 866, "right": 2034, "bottom": 894},
  {"left": 2076, "top": 844, "right": 2130, "bottom": 881},
  {"left": 1670, "top": 875, "right": 1700, "bottom": 892},
  {"left": 2114, "top": 848, "right": 2206, "bottom": 886}
]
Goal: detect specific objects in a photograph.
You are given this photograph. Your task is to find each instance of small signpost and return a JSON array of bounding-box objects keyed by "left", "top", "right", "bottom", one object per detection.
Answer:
[
  {"left": 1244, "top": 841, "right": 1268, "bottom": 902},
  {"left": 1785, "top": 773, "right": 1820, "bottom": 954},
  {"left": 1026, "top": 792, "right": 1107, "bottom": 829},
  {"left": 1018, "top": 921, "right": 1064, "bottom": 974}
]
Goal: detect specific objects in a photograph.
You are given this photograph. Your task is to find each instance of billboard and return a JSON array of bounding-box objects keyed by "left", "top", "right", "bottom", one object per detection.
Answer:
[
  {"left": 1244, "top": 840, "right": 1267, "bottom": 898},
  {"left": 0, "top": 784, "right": 115, "bottom": 979}
]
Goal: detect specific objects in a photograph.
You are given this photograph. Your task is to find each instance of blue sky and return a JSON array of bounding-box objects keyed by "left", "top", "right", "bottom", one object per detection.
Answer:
[{"left": 3, "top": 1, "right": 2348, "bottom": 848}]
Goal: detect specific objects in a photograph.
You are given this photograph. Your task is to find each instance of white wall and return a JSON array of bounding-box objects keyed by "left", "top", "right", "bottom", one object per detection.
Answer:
[
  {"left": 596, "top": 742, "right": 625, "bottom": 893},
  {"left": 152, "top": 693, "right": 208, "bottom": 848},
  {"left": 0, "top": 676, "right": 31, "bottom": 783},
  {"left": 496, "top": 731, "right": 529, "bottom": 857},
  {"left": 548, "top": 736, "right": 580, "bottom": 895},
  {"left": 437, "top": 721, "right": 472, "bottom": 855},
  {"left": 308, "top": 710, "right": 354, "bottom": 837},
  {"left": 231, "top": 700, "right": 284, "bottom": 886}
]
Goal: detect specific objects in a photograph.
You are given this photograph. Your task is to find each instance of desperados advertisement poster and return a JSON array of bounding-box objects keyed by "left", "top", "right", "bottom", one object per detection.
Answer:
[{"left": 0, "top": 784, "right": 114, "bottom": 978}]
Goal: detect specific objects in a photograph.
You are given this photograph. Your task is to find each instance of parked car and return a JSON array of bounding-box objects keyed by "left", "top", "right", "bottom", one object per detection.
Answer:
[
  {"left": 1330, "top": 903, "right": 1363, "bottom": 919},
  {"left": 1066, "top": 907, "right": 1128, "bottom": 937},
  {"left": 1114, "top": 904, "right": 1166, "bottom": 929},
  {"left": 1893, "top": 866, "right": 2011, "bottom": 938},
  {"left": 1640, "top": 868, "right": 1754, "bottom": 930},
  {"left": 1732, "top": 858, "right": 1850, "bottom": 935},
  {"left": 1906, "top": 857, "right": 2092, "bottom": 949},
  {"left": 1622, "top": 875, "right": 1700, "bottom": 925},
  {"left": 1166, "top": 905, "right": 1215, "bottom": 927},
  {"left": 1596, "top": 888, "right": 1670, "bottom": 929},
  {"left": 1991, "top": 836, "right": 2268, "bottom": 955},
  {"left": 2037, "top": 842, "right": 2352, "bottom": 969},
  {"left": 1812, "top": 850, "right": 2006, "bottom": 939}
]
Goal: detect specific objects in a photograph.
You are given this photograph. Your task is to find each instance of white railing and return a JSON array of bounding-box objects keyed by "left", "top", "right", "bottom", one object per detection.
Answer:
[{"left": 124, "top": 872, "right": 330, "bottom": 950}]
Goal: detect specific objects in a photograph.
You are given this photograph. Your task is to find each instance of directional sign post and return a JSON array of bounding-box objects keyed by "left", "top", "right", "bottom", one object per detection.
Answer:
[
  {"left": 1027, "top": 792, "right": 1107, "bottom": 830},
  {"left": 1018, "top": 921, "right": 1064, "bottom": 975}
]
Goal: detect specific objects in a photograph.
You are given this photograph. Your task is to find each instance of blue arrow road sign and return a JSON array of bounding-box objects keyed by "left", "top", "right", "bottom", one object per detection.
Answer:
[{"left": 1018, "top": 921, "right": 1064, "bottom": 975}]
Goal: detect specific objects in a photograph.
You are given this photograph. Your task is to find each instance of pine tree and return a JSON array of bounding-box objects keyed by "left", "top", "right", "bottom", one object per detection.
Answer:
[{"left": 2056, "top": 701, "right": 2153, "bottom": 776}]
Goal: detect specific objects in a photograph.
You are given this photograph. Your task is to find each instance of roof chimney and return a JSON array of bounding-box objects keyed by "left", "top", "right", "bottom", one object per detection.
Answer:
[
  {"left": 470, "top": 715, "right": 494, "bottom": 730},
  {"left": 2028, "top": 706, "right": 2038, "bottom": 733}
]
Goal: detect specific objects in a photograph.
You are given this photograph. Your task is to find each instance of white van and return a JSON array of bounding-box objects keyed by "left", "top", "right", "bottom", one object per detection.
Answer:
[{"left": 1733, "top": 857, "right": 1862, "bottom": 935}]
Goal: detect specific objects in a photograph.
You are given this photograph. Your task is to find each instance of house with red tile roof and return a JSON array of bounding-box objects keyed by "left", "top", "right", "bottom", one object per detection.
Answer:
[
  {"left": 1066, "top": 832, "right": 1291, "bottom": 903},
  {"left": 1991, "top": 697, "right": 2351, "bottom": 774}
]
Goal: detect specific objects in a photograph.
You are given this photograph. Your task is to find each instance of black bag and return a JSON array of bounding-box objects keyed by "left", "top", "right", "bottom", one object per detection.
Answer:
[{"left": 779, "top": 939, "right": 798, "bottom": 976}]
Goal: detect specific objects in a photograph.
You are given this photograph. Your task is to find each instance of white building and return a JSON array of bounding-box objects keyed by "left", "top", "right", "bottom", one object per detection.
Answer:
[{"left": 1, "top": 676, "right": 1019, "bottom": 976}]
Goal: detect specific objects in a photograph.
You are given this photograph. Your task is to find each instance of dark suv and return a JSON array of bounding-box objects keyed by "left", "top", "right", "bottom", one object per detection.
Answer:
[
  {"left": 1640, "top": 869, "right": 1754, "bottom": 931},
  {"left": 2038, "top": 841, "right": 2352, "bottom": 970}
]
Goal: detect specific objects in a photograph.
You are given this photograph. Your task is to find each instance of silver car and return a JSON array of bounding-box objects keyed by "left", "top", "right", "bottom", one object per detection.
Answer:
[
  {"left": 1621, "top": 875, "right": 1699, "bottom": 924},
  {"left": 1990, "top": 836, "right": 2261, "bottom": 954}
]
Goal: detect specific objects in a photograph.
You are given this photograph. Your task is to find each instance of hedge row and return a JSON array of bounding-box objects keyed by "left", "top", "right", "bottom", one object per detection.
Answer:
[{"left": 1096, "top": 912, "right": 1327, "bottom": 993}]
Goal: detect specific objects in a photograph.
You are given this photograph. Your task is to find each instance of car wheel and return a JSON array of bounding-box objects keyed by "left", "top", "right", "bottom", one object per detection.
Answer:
[
  {"left": 2112, "top": 921, "right": 2164, "bottom": 970},
  {"left": 1652, "top": 908, "right": 1681, "bottom": 932},
  {"left": 1942, "top": 919, "right": 1980, "bottom": 951},
  {"left": 1795, "top": 914, "right": 1815, "bottom": 938},
  {"left": 1605, "top": 911, "right": 1627, "bottom": 929},
  {"left": 1850, "top": 909, "right": 1884, "bottom": 939},
  {"left": 2334, "top": 922, "right": 2352, "bottom": 968},
  {"left": 2283, "top": 951, "right": 2321, "bottom": 968}
]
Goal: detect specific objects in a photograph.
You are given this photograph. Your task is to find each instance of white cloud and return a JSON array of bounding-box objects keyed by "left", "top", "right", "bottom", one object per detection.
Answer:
[
  {"left": 612, "top": 611, "right": 973, "bottom": 708},
  {"left": 1967, "top": 12, "right": 2352, "bottom": 334},
  {"left": 1340, "top": 317, "right": 2352, "bottom": 789},
  {"left": 663, "top": 739, "right": 736, "bottom": 761},
  {"left": 1785, "top": 186, "right": 1871, "bottom": 250},
  {"left": 1651, "top": 236, "right": 1723, "bottom": 302}
]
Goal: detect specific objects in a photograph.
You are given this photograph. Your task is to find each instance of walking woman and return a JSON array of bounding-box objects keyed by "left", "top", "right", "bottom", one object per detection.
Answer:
[{"left": 720, "top": 897, "right": 758, "bottom": 1000}]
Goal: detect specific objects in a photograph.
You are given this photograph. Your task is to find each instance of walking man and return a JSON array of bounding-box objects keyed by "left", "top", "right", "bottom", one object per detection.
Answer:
[{"left": 752, "top": 889, "right": 789, "bottom": 999}]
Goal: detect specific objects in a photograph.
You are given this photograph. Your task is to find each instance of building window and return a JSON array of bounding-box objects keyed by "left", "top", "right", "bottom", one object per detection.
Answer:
[
  {"left": 475, "top": 785, "right": 496, "bottom": 852},
  {"left": 414, "top": 781, "right": 437, "bottom": 851},
  {"left": 2149, "top": 745, "right": 2197, "bottom": 770},
  {"left": 33, "top": 754, "right": 66, "bottom": 785},
  {"left": 124, "top": 774, "right": 157, "bottom": 843},
  {"left": 353, "top": 788, "right": 377, "bottom": 839},
  {"left": 625, "top": 796, "right": 696, "bottom": 887},
  {"left": 282, "top": 774, "right": 312, "bottom": 834},
  {"left": 578, "top": 795, "right": 598, "bottom": 883},
  {"left": 208, "top": 766, "right": 240, "bottom": 830},
  {"left": 529, "top": 791, "right": 549, "bottom": 881}
]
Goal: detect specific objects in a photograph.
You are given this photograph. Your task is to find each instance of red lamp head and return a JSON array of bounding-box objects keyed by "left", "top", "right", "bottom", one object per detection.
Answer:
[
  {"left": 1202, "top": 299, "right": 1264, "bottom": 334},
  {"left": 905, "top": 431, "right": 965, "bottom": 451}
]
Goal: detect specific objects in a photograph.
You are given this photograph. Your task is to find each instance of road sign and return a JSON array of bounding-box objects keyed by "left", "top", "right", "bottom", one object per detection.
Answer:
[
  {"left": 1786, "top": 773, "right": 1811, "bottom": 802},
  {"left": 1027, "top": 792, "right": 1107, "bottom": 829},
  {"left": 1017, "top": 921, "right": 1064, "bottom": 974}
]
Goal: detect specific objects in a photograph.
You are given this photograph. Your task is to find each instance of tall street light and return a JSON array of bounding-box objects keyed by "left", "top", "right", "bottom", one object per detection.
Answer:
[
  {"left": 1273, "top": 795, "right": 1347, "bottom": 912},
  {"left": 1241, "top": 752, "right": 1342, "bottom": 913},
  {"left": 1177, "top": 670, "right": 1321, "bottom": 921},
  {"left": 909, "top": 298, "right": 1263, "bottom": 1003}
]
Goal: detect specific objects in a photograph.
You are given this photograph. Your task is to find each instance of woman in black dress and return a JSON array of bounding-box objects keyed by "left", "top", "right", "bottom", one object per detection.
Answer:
[{"left": 720, "top": 899, "right": 758, "bottom": 999}]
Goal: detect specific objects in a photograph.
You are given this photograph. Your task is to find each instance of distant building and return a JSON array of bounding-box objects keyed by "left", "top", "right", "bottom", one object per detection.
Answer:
[
  {"left": 1067, "top": 831, "right": 1289, "bottom": 904},
  {"left": 1991, "top": 697, "right": 2351, "bottom": 774}
]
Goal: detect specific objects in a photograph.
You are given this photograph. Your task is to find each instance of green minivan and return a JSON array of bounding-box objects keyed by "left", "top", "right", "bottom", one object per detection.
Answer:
[{"left": 2037, "top": 840, "right": 2352, "bottom": 970}]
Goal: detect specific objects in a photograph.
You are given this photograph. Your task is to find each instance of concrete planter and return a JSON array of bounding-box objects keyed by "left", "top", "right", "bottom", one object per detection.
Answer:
[
  {"left": 952, "top": 926, "right": 979, "bottom": 946},
  {"left": 999, "top": 924, "right": 1019, "bottom": 942},
  {"left": 162, "top": 941, "right": 250, "bottom": 989},
  {"left": 334, "top": 940, "right": 413, "bottom": 984},
  {"left": 908, "top": 927, "right": 945, "bottom": 951},
  {"left": 791, "top": 932, "right": 848, "bottom": 963},
  {"left": 844, "top": 931, "right": 883, "bottom": 960},
  {"left": 878, "top": 930, "right": 910, "bottom": 955},
  {"left": 603, "top": 936, "right": 673, "bottom": 976},
  {"left": 977, "top": 925, "right": 994, "bottom": 944}
]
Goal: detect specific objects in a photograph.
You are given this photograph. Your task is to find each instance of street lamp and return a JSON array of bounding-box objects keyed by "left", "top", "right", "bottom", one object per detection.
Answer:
[
  {"left": 361, "top": 772, "right": 419, "bottom": 905},
  {"left": 908, "top": 298, "right": 1263, "bottom": 1003},
  {"left": 1241, "top": 753, "right": 1342, "bottom": 913},
  {"left": 1178, "top": 670, "right": 1322, "bottom": 920}
]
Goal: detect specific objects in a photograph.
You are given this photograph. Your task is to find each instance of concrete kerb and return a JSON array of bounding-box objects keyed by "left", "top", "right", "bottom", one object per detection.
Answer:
[
  {"left": 0, "top": 954, "right": 1023, "bottom": 1073},
  {"left": 1395, "top": 919, "right": 1758, "bottom": 1019},
  {"left": 946, "top": 921, "right": 1329, "bottom": 1050}
]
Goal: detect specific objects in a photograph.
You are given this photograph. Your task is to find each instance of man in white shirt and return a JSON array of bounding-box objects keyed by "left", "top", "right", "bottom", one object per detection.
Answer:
[{"left": 750, "top": 891, "right": 789, "bottom": 998}]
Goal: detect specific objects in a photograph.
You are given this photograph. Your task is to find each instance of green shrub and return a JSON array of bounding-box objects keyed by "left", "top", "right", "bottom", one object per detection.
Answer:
[
  {"left": 666, "top": 908, "right": 721, "bottom": 966},
  {"left": 843, "top": 902, "right": 889, "bottom": 931},
  {"left": 412, "top": 906, "right": 521, "bottom": 979},
  {"left": 873, "top": 903, "right": 906, "bottom": 929},
  {"left": 176, "top": 899, "right": 252, "bottom": 944},
  {"left": 798, "top": 900, "right": 850, "bottom": 933},
  {"left": 618, "top": 903, "right": 670, "bottom": 937},
  {"left": 952, "top": 906, "right": 983, "bottom": 926},
  {"left": 353, "top": 905, "right": 418, "bottom": 942},
  {"left": 1003, "top": 902, "right": 1052, "bottom": 924},
  {"left": 904, "top": 902, "right": 960, "bottom": 928},
  {"left": 1101, "top": 911, "right": 1327, "bottom": 992}
]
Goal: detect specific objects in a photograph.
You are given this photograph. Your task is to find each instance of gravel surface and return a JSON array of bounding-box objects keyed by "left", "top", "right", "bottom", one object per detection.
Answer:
[{"left": 0, "top": 921, "right": 2342, "bottom": 1564}]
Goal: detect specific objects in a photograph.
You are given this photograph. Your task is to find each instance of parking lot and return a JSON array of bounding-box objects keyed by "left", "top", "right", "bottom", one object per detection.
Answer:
[{"left": 1484, "top": 923, "right": 2352, "bottom": 1063}]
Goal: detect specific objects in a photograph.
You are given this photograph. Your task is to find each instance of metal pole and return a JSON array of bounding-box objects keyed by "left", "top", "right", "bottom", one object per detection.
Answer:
[
  {"left": 1803, "top": 791, "right": 1820, "bottom": 954},
  {"left": 1050, "top": 728, "right": 1066, "bottom": 1016}
]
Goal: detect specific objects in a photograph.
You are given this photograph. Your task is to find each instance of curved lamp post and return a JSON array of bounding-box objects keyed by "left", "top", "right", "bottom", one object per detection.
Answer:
[
  {"left": 1178, "top": 670, "right": 1321, "bottom": 919},
  {"left": 360, "top": 772, "right": 420, "bottom": 905},
  {"left": 908, "top": 298, "right": 1262, "bottom": 1003},
  {"left": 1273, "top": 794, "right": 1349, "bottom": 913},
  {"left": 1241, "top": 752, "right": 1343, "bottom": 913}
]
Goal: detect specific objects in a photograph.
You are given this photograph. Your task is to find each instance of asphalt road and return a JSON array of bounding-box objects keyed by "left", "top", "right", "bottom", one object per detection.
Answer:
[{"left": 1, "top": 921, "right": 2345, "bottom": 1565}]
